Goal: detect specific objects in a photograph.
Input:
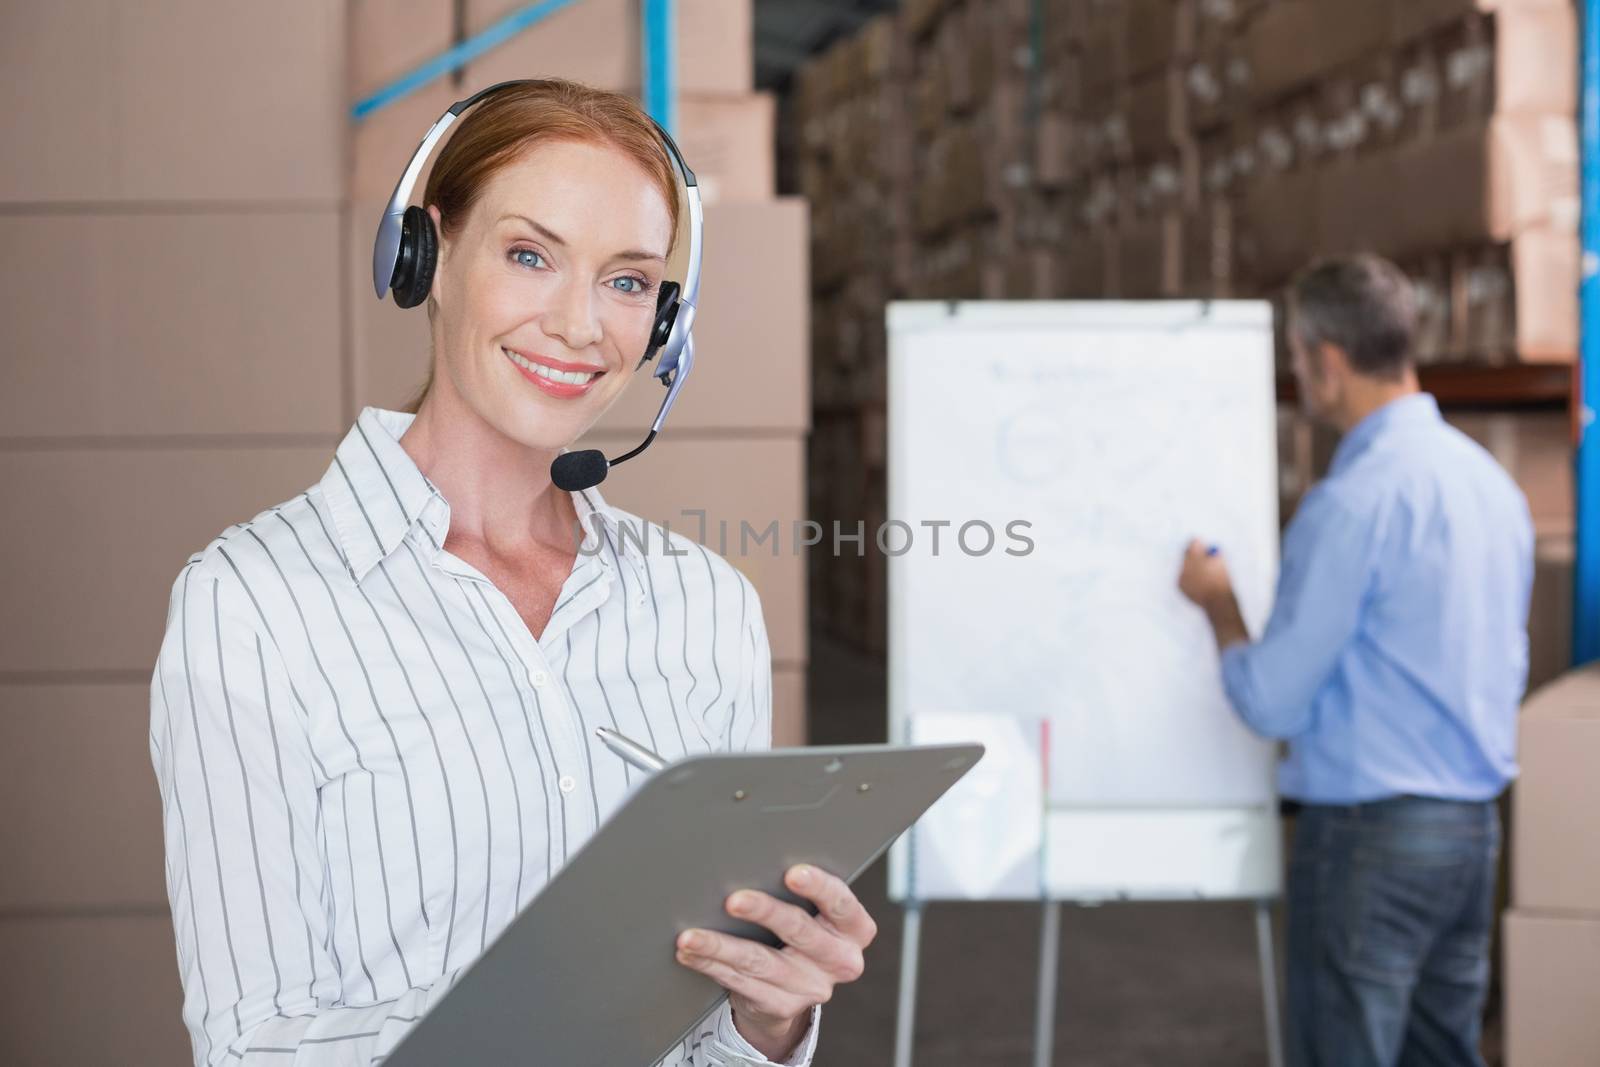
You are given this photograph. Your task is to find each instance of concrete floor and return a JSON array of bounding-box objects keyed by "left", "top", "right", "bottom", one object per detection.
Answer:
[{"left": 805, "top": 635, "right": 1276, "bottom": 1066}]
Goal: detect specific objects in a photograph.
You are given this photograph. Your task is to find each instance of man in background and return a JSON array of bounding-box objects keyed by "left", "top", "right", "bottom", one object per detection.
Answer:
[{"left": 1177, "top": 254, "right": 1534, "bottom": 1067}]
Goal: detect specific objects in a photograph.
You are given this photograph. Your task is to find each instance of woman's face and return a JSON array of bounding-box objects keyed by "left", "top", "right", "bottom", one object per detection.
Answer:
[{"left": 427, "top": 138, "right": 675, "bottom": 451}]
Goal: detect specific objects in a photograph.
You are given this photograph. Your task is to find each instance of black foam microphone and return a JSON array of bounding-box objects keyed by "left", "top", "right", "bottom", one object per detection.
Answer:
[{"left": 550, "top": 431, "right": 658, "bottom": 492}]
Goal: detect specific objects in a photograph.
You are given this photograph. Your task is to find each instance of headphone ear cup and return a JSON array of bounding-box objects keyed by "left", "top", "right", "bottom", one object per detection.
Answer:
[
  {"left": 391, "top": 205, "right": 438, "bottom": 309},
  {"left": 640, "top": 280, "right": 682, "bottom": 369}
]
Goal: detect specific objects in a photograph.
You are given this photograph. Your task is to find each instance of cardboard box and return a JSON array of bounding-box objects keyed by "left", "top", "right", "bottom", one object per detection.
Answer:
[
  {"left": 467, "top": 0, "right": 753, "bottom": 96},
  {"left": 1179, "top": 200, "right": 1235, "bottom": 297},
  {"left": 356, "top": 64, "right": 769, "bottom": 207},
  {"left": 352, "top": 0, "right": 455, "bottom": 98},
  {"left": 351, "top": 76, "right": 464, "bottom": 203},
  {"left": 1123, "top": 68, "right": 1189, "bottom": 160},
  {"left": 1405, "top": 253, "right": 1455, "bottom": 362},
  {"left": 1184, "top": 40, "right": 1253, "bottom": 132},
  {"left": 1526, "top": 534, "right": 1574, "bottom": 693},
  {"left": 676, "top": 0, "right": 756, "bottom": 95},
  {"left": 1513, "top": 666, "right": 1600, "bottom": 913},
  {"left": 1503, "top": 910, "right": 1600, "bottom": 1067},
  {"left": 1034, "top": 111, "right": 1080, "bottom": 190},
  {"left": 0, "top": 684, "right": 164, "bottom": 910},
  {"left": 902, "top": 0, "right": 948, "bottom": 40},
  {"left": 0, "top": 917, "right": 190, "bottom": 1066},
  {"left": 1080, "top": 14, "right": 1130, "bottom": 95},
  {"left": 1451, "top": 230, "right": 1579, "bottom": 364},
  {"left": 1061, "top": 231, "right": 1113, "bottom": 297},
  {"left": 772, "top": 666, "right": 807, "bottom": 748},
  {"left": 1114, "top": 214, "right": 1183, "bottom": 298},
  {"left": 601, "top": 199, "right": 810, "bottom": 432},
  {"left": 676, "top": 93, "right": 776, "bottom": 203},
  {"left": 1126, "top": 0, "right": 1197, "bottom": 79},
  {"left": 0, "top": 446, "right": 332, "bottom": 674},
  {"left": 0, "top": 1, "right": 345, "bottom": 203},
  {"left": 0, "top": 210, "right": 344, "bottom": 439},
  {"left": 1235, "top": 167, "right": 1320, "bottom": 287},
  {"left": 1434, "top": 7, "right": 1577, "bottom": 130},
  {"left": 1247, "top": 0, "right": 1396, "bottom": 105},
  {"left": 1316, "top": 116, "right": 1578, "bottom": 265},
  {"left": 1394, "top": 0, "right": 1570, "bottom": 46}
]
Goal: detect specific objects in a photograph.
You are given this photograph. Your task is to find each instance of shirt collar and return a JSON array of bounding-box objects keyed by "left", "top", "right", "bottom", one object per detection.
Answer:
[
  {"left": 318, "top": 406, "right": 647, "bottom": 584},
  {"left": 1328, "top": 392, "right": 1441, "bottom": 476}
]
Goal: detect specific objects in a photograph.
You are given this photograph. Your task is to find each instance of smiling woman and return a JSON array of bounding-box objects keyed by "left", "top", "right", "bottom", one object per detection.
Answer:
[{"left": 148, "top": 79, "right": 875, "bottom": 1067}]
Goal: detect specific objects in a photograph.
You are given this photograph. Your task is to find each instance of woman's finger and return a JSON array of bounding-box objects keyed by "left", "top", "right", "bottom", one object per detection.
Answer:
[
  {"left": 725, "top": 890, "right": 850, "bottom": 970},
  {"left": 784, "top": 866, "right": 879, "bottom": 949}
]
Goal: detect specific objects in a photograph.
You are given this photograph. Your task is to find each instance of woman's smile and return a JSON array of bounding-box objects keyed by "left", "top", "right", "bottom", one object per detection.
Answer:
[{"left": 501, "top": 345, "right": 607, "bottom": 399}]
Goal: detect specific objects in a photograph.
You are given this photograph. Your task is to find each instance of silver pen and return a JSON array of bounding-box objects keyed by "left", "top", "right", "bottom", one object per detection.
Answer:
[{"left": 595, "top": 726, "right": 668, "bottom": 773}]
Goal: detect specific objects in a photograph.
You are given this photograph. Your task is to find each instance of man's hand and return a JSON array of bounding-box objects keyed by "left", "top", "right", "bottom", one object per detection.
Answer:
[
  {"left": 1178, "top": 539, "right": 1232, "bottom": 609},
  {"left": 675, "top": 864, "right": 877, "bottom": 1061},
  {"left": 1178, "top": 539, "right": 1251, "bottom": 651}
]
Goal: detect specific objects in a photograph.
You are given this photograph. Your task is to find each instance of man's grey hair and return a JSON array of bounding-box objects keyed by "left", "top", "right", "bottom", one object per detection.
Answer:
[{"left": 1289, "top": 254, "right": 1417, "bottom": 381}]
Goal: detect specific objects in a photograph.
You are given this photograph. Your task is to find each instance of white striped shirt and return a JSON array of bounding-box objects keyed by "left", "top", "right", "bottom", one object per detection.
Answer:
[{"left": 149, "top": 406, "right": 819, "bottom": 1066}]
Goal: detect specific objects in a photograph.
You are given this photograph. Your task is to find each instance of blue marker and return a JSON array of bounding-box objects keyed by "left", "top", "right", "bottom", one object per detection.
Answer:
[{"left": 1206, "top": 544, "right": 1221, "bottom": 557}]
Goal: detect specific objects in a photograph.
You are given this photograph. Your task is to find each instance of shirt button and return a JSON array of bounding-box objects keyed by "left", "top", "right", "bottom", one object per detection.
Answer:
[
  {"left": 530, "top": 670, "right": 549, "bottom": 687},
  {"left": 559, "top": 775, "right": 576, "bottom": 794}
]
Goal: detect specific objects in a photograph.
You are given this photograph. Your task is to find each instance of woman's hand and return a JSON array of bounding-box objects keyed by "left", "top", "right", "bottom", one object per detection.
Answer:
[{"left": 675, "top": 864, "right": 877, "bottom": 1060}]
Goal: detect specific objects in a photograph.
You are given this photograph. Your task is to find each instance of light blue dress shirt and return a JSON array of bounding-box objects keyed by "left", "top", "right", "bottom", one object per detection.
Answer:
[{"left": 1220, "top": 393, "right": 1534, "bottom": 804}]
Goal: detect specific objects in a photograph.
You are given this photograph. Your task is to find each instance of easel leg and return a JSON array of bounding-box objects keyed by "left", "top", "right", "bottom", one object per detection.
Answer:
[
  {"left": 1255, "top": 899, "right": 1285, "bottom": 1067},
  {"left": 893, "top": 902, "right": 923, "bottom": 1067},
  {"left": 1032, "top": 899, "right": 1062, "bottom": 1067}
]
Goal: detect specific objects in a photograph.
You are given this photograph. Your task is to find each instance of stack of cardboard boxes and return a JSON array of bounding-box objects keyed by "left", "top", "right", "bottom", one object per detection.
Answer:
[
  {"left": 795, "top": 0, "right": 1578, "bottom": 657},
  {"left": 0, "top": 5, "right": 350, "bottom": 1061},
  {"left": 351, "top": 0, "right": 810, "bottom": 745},
  {"left": 1506, "top": 665, "right": 1600, "bottom": 1064}
]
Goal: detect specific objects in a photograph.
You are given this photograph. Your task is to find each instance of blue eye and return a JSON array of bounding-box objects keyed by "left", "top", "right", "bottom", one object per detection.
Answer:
[
  {"left": 511, "top": 248, "right": 544, "bottom": 269},
  {"left": 611, "top": 276, "right": 646, "bottom": 294}
]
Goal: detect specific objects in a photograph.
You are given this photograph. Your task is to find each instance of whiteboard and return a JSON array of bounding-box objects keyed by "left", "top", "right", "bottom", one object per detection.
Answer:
[{"left": 886, "top": 301, "right": 1283, "bottom": 903}]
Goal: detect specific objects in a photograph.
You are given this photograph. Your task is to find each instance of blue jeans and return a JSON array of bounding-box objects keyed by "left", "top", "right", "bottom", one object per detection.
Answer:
[{"left": 1286, "top": 796, "right": 1500, "bottom": 1067}]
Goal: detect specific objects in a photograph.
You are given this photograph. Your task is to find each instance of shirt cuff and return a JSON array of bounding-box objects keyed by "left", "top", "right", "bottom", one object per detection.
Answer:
[{"left": 712, "top": 999, "right": 822, "bottom": 1066}]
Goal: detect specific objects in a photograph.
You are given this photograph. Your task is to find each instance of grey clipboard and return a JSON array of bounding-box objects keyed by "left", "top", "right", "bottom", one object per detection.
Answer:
[{"left": 384, "top": 742, "right": 983, "bottom": 1066}]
